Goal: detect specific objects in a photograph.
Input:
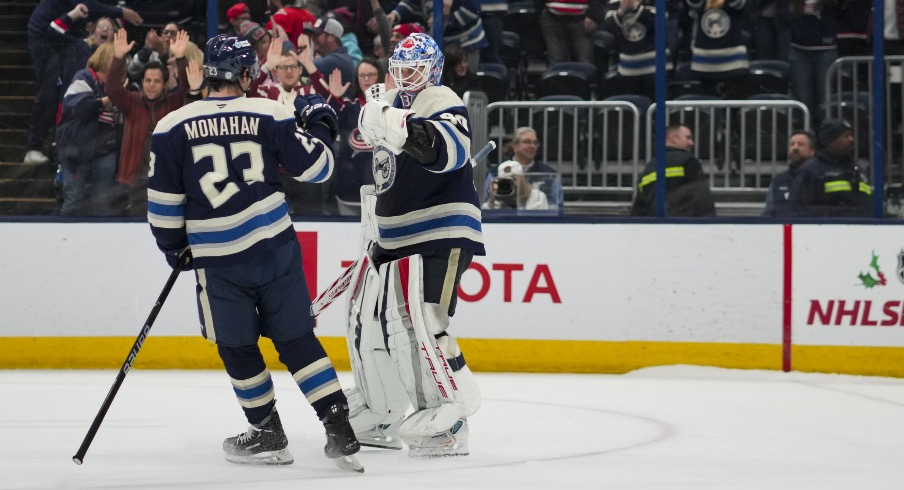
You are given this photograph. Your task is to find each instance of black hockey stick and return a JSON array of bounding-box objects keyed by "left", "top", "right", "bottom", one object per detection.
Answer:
[{"left": 72, "top": 250, "right": 190, "bottom": 465}]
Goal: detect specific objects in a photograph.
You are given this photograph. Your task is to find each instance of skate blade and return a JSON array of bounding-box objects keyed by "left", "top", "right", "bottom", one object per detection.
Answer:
[
  {"left": 407, "top": 444, "right": 468, "bottom": 458},
  {"left": 225, "top": 449, "right": 294, "bottom": 465},
  {"left": 331, "top": 454, "right": 364, "bottom": 473},
  {"left": 359, "top": 440, "right": 403, "bottom": 450},
  {"left": 358, "top": 441, "right": 402, "bottom": 451}
]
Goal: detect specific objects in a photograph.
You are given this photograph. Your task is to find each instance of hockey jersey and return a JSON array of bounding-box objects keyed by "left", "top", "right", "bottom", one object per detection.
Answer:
[
  {"left": 371, "top": 86, "right": 485, "bottom": 257},
  {"left": 148, "top": 96, "right": 334, "bottom": 268}
]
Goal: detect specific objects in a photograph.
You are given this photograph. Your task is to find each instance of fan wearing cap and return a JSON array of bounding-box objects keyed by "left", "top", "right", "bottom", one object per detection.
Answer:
[
  {"left": 390, "top": 22, "right": 424, "bottom": 55},
  {"left": 301, "top": 16, "right": 356, "bottom": 87},
  {"left": 325, "top": 7, "right": 363, "bottom": 64},
  {"left": 483, "top": 160, "right": 550, "bottom": 210},
  {"left": 237, "top": 20, "right": 272, "bottom": 64},
  {"left": 386, "top": 0, "right": 487, "bottom": 67},
  {"left": 226, "top": 2, "right": 251, "bottom": 36},
  {"left": 789, "top": 119, "right": 872, "bottom": 217},
  {"left": 265, "top": 0, "right": 316, "bottom": 50}
]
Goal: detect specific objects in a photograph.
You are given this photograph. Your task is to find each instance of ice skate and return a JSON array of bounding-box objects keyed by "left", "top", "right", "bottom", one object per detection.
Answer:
[
  {"left": 223, "top": 409, "right": 293, "bottom": 465},
  {"left": 407, "top": 418, "right": 469, "bottom": 458},
  {"left": 357, "top": 422, "right": 403, "bottom": 450},
  {"left": 322, "top": 403, "right": 364, "bottom": 473}
]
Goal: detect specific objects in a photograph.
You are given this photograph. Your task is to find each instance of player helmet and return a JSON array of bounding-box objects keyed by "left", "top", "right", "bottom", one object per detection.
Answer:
[
  {"left": 203, "top": 34, "right": 260, "bottom": 83},
  {"left": 388, "top": 33, "right": 443, "bottom": 94}
]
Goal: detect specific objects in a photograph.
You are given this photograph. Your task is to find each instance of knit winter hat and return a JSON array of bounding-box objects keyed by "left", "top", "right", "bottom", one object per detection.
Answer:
[
  {"left": 238, "top": 21, "right": 267, "bottom": 43},
  {"left": 818, "top": 119, "right": 852, "bottom": 147}
]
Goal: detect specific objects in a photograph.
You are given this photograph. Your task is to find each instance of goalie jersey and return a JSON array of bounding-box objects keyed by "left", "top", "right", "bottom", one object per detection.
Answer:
[
  {"left": 147, "top": 96, "right": 334, "bottom": 268},
  {"left": 372, "top": 86, "right": 485, "bottom": 257}
]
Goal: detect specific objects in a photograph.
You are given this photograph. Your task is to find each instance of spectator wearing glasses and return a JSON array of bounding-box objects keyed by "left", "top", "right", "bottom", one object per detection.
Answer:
[
  {"left": 483, "top": 160, "right": 551, "bottom": 211},
  {"left": 315, "top": 58, "right": 384, "bottom": 215},
  {"left": 249, "top": 37, "right": 331, "bottom": 215},
  {"left": 25, "top": 0, "right": 142, "bottom": 165},
  {"left": 483, "top": 127, "right": 563, "bottom": 207},
  {"left": 60, "top": 16, "right": 117, "bottom": 92}
]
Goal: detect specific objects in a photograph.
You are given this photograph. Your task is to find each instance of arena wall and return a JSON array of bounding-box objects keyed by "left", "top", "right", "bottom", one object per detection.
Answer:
[{"left": 1, "top": 221, "right": 902, "bottom": 376}]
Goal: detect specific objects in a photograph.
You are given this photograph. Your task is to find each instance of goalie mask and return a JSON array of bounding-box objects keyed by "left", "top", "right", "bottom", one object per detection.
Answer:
[{"left": 388, "top": 33, "right": 443, "bottom": 94}]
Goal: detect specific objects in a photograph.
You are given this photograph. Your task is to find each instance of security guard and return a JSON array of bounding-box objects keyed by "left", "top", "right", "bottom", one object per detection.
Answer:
[
  {"left": 789, "top": 119, "right": 872, "bottom": 217},
  {"left": 631, "top": 123, "right": 716, "bottom": 217}
]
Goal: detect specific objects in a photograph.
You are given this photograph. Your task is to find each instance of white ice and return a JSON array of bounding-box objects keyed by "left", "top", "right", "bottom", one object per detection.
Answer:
[{"left": 3, "top": 366, "right": 904, "bottom": 489}]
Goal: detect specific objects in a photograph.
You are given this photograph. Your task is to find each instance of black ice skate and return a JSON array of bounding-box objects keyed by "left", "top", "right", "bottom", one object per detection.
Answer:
[
  {"left": 223, "top": 409, "right": 293, "bottom": 465},
  {"left": 322, "top": 403, "right": 364, "bottom": 473}
]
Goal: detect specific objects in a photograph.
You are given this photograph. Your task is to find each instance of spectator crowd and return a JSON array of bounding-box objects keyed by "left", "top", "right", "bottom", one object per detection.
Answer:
[{"left": 21, "top": 0, "right": 886, "bottom": 217}]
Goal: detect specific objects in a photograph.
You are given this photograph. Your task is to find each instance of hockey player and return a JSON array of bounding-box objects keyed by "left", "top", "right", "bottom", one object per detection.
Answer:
[
  {"left": 146, "top": 34, "right": 362, "bottom": 472},
  {"left": 347, "top": 32, "right": 484, "bottom": 457}
]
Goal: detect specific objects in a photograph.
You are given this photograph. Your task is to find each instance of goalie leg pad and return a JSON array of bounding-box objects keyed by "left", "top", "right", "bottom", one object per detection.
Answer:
[
  {"left": 436, "top": 333, "right": 481, "bottom": 417},
  {"left": 345, "top": 264, "right": 409, "bottom": 448},
  {"left": 378, "top": 255, "right": 478, "bottom": 454}
]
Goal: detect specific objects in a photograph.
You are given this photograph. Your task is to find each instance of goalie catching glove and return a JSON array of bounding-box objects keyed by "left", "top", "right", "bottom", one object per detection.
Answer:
[
  {"left": 294, "top": 94, "right": 339, "bottom": 142},
  {"left": 358, "top": 98, "right": 410, "bottom": 155}
]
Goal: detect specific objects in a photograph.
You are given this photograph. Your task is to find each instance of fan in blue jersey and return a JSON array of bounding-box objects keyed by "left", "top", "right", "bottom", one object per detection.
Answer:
[
  {"left": 146, "top": 34, "right": 363, "bottom": 472},
  {"left": 345, "top": 33, "right": 484, "bottom": 457}
]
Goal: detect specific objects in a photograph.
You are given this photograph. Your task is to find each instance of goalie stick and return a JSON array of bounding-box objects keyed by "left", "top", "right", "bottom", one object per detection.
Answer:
[{"left": 309, "top": 140, "right": 497, "bottom": 318}]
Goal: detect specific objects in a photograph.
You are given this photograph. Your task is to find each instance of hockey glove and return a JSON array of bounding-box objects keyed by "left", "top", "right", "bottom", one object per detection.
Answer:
[
  {"left": 358, "top": 99, "right": 409, "bottom": 154},
  {"left": 365, "top": 83, "right": 386, "bottom": 103},
  {"left": 164, "top": 247, "right": 193, "bottom": 271},
  {"left": 294, "top": 94, "right": 340, "bottom": 141}
]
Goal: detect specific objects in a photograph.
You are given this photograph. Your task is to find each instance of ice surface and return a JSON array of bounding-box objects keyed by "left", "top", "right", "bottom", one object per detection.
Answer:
[{"left": 3, "top": 366, "right": 903, "bottom": 489}]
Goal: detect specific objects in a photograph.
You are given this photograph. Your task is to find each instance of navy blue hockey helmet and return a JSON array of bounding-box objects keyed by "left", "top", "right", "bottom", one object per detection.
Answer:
[{"left": 204, "top": 34, "right": 260, "bottom": 82}]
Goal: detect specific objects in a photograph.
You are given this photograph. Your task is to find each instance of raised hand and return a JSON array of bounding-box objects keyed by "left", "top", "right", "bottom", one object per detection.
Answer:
[
  {"left": 121, "top": 7, "right": 143, "bottom": 26},
  {"left": 68, "top": 3, "right": 88, "bottom": 20},
  {"left": 113, "top": 28, "right": 135, "bottom": 59},
  {"left": 145, "top": 30, "right": 165, "bottom": 55},
  {"left": 186, "top": 59, "right": 204, "bottom": 91},
  {"left": 169, "top": 30, "right": 189, "bottom": 59},
  {"left": 328, "top": 68, "right": 349, "bottom": 98},
  {"left": 265, "top": 37, "right": 283, "bottom": 71},
  {"left": 297, "top": 34, "right": 316, "bottom": 73}
]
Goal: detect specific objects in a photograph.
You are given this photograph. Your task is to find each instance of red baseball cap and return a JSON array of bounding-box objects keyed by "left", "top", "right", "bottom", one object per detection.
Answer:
[
  {"left": 392, "top": 23, "right": 424, "bottom": 38},
  {"left": 227, "top": 3, "right": 250, "bottom": 22}
]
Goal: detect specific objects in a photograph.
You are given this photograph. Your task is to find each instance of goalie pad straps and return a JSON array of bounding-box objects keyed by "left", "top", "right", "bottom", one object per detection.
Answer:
[
  {"left": 379, "top": 255, "right": 481, "bottom": 426},
  {"left": 345, "top": 263, "right": 410, "bottom": 432}
]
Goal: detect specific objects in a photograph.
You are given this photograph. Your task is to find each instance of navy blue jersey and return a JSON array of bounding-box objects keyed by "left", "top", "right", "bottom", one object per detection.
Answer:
[
  {"left": 370, "top": 86, "right": 485, "bottom": 257},
  {"left": 148, "top": 96, "right": 334, "bottom": 268}
]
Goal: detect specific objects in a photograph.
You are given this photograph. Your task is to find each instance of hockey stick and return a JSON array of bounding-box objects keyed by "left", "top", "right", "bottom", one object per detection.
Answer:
[
  {"left": 72, "top": 250, "right": 190, "bottom": 465},
  {"left": 309, "top": 141, "right": 497, "bottom": 318},
  {"left": 469, "top": 140, "right": 496, "bottom": 167}
]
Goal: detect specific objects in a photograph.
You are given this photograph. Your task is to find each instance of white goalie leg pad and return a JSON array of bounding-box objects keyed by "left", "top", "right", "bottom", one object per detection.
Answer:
[
  {"left": 436, "top": 334, "right": 481, "bottom": 417},
  {"left": 379, "top": 255, "right": 477, "bottom": 450},
  {"left": 345, "top": 259, "right": 410, "bottom": 447}
]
